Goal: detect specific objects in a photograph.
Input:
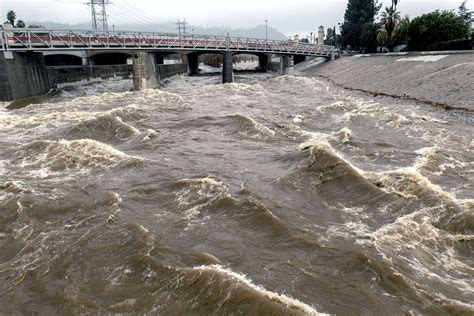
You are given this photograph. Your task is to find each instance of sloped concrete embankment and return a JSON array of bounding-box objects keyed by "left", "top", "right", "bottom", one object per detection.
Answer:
[{"left": 307, "top": 53, "right": 474, "bottom": 111}]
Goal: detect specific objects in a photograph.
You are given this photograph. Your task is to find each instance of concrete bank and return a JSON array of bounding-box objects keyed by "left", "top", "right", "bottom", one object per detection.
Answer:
[{"left": 307, "top": 52, "right": 474, "bottom": 111}]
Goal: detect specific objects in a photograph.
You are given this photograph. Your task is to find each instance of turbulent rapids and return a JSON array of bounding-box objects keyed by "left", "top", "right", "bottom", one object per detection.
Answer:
[{"left": 0, "top": 68, "right": 473, "bottom": 314}]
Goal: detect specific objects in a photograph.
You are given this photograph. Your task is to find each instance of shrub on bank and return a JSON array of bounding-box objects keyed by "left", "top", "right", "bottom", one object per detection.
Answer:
[
  {"left": 406, "top": 10, "right": 469, "bottom": 51},
  {"left": 429, "top": 39, "right": 472, "bottom": 51}
]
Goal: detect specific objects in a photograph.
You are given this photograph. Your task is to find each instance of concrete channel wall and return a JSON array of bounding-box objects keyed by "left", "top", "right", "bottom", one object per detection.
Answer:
[
  {"left": 47, "top": 65, "right": 133, "bottom": 87},
  {"left": 309, "top": 52, "right": 474, "bottom": 111},
  {"left": 157, "top": 63, "right": 188, "bottom": 80},
  {"left": 268, "top": 62, "right": 281, "bottom": 72},
  {"left": 48, "top": 63, "right": 188, "bottom": 88},
  {"left": 0, "top": 52, "right": 51, "bottom": 101}
]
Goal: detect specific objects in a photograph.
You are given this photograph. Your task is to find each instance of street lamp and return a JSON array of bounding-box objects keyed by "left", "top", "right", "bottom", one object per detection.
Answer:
[{"left": 265, "top": 19, "right": 268, "bottom": 49}]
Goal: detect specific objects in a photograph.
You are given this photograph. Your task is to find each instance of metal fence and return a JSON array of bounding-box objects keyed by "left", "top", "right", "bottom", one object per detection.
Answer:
[{"left": 0, "top": 29, "right": 339, "bottom": 57}]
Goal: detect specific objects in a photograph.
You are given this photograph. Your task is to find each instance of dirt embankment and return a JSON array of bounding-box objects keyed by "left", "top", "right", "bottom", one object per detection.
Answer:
[{"left": 306, "top": 53, "right": 474, "bottom": 111}]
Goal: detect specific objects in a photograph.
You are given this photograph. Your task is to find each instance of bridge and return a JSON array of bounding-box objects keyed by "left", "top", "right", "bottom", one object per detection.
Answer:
[{"left": 0, "top": 28, "right": 340, "bottom": 101}]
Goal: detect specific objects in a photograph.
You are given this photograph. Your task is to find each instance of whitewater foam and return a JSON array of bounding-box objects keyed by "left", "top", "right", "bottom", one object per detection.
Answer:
[
  {"left": 230, "top": 114, "right": 275, "bottom": 138},
  {"left": 191, "top": 265, "right": 326, "bottom": 315},
  {"left": 11, "top": 139, "right": 143, "bottom": 178}
]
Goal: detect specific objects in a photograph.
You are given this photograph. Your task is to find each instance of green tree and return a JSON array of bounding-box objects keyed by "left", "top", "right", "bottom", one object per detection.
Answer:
[
  {"left": 377, "top": 30, "right": 388, "bottom": 51},
  {"left": 16, "top": 20, "right": 26, "bottom": 28},
  {"left": 393, "top": 16, "right": 410, "bottom": 46},
  {"left": 380, "top": 6, "right": 401, "bottom": 51},
  {"left": 458, "top": 1, "right": 472, "bottom": 25},
  {"left": 324, "top": 28, "right": 334, "bottom": 45},
  {"left": 6, "top": 10, "right": 16, "bottom": 25},
  {"left": 361, "top": 22, "right": 381, "bottom": 53},
  {"left": 341, "top": 0, "right": 382, "bottom": 50},
  {"left": 407, "top": 10, "right": 469, "bottom": 51}
]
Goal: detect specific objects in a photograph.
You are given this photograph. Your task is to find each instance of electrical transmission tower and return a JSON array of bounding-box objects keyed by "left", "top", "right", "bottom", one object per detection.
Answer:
[
  {"left": 176, "top": 19, "right": 187, "bottom": 34},
  {"left": 88, "top": 0, "right": 110, "bottom": 31}
]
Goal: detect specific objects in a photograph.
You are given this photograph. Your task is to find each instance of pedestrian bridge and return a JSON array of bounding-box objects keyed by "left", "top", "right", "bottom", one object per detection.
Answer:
[
  {"left": 0, "top": 28, "right": 340, "bottom": 101},
  {"left": 1, "top": 29, "right": 338, "bottom": 58}
]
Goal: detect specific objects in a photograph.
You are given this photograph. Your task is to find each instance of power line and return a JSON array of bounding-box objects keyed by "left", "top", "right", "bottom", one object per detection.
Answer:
[
  {"left": 112, "top": 0, "right": 159, "bottom": 25},
  {"left": 107, "top": 5, "right": 156, "bottom": 31}
]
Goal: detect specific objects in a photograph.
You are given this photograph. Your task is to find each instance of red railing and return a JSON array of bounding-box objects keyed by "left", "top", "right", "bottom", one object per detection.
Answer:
[{"left": 1, "top": 28, "right": 338, "bottom": 57}]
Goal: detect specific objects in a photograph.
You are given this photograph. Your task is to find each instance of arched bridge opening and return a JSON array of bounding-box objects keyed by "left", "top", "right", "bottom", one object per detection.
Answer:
[
  {"left": 232, "top": 52, "right": 271, "bottom": 73},
  {"left": 44, "top": 54, "right": 83, "bottom": 66},
  {"left": 186, "top": 51, "right": 272, "bottom": 76},
  {"left": 89, "top": 52, "right": 132, "bottom": 65},
  {"left": 154, "top": 52, "right": 182, "bottom": 65}
]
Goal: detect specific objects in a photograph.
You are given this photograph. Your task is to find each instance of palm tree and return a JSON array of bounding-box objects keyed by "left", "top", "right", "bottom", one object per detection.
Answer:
[
  {"left": 361, "top": 22, "right": 381, "bottom": 53},
  {"left": 392, "top": 0, "right": 400, "bottom": 9},
  {"left": 393, "top": 16, "right": 410, "bottom": 46},
  {"left": 377, "top": 30, "right": 388, "bottom": 52},
  {"left": 6, "top": 10, "right": 16, "bottom": 26},
  {"left": 381, "top": 6, "right": 401, "bottom": 51}
]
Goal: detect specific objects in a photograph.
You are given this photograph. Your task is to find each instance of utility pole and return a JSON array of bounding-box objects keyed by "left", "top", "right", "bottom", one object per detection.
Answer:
[
  {"left": 265, "top": 19, "right": 268, "bottom": 41},
  {"left": 176, "top": 19, "right": 188, "bottom": 34},
  {"left": 88, "top": 0, "right": 110, "bottom": 31},
  {"left": 265, "top": 19, "right": 268, "bottom": 50}
]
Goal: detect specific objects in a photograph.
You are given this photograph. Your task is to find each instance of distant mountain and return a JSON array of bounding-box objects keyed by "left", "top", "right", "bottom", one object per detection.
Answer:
[{"left": 26, "top": 21, "right": 288, "bottom": 40}]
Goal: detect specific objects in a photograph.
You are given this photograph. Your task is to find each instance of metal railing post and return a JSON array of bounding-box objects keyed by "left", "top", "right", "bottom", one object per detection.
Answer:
[
  {"left": 1, "top": 30, "right": 5, "bottom": 51},
  {"left": 226, "top": 32, "right": 230, "bottom": 51}
]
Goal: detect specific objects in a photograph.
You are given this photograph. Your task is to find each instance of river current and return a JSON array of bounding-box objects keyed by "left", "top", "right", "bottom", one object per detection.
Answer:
[{"left": 0, "top": 65, "right": 473, "bottom": 314}]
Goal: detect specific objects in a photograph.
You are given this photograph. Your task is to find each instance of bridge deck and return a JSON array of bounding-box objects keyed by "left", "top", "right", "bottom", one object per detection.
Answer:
[{"left": 1, "top": 29, "right": 338, "bottom": 58}]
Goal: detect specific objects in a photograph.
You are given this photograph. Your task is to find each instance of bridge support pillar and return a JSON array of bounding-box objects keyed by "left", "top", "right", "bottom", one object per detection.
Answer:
[
  {"left": 132, "top": 52, "right": 159, "bottom": 90},
  {"left": 0, "top": 52, "right": 51, "bottom": 101},
  {"left": 258, "top": 54, "right": 270, "bottom": 72},
  {"left": 187, "top": 54, "right": 199, "bottom": 75},
  {"left": 222, "top": 51, "right": 234, "bottom": 83},
  {"left": 279, "top": 55, "right": 290, "bottom": 75},
  {"left": 293, "top": 55, "right": 307, "bottom": 65}
]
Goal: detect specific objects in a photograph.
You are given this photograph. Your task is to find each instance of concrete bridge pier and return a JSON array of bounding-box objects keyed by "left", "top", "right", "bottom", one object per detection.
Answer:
[
  {"left": 0, "top": 51, "right": 51, "bottom": 101},
  {"left": 132, "top": 52, "right": 159, "bottom": 90},
  {"left": 279, "top": 55, "right": 290, "bottom": 75},
  {"left": 222, "top": 51, "right": 234, "bottom": 83},
  {"left": 187, "top": 53, "right": 199, "bottom": 75},
  {"left": 258, "top": 54, "right": 269, "bottom": 72}
]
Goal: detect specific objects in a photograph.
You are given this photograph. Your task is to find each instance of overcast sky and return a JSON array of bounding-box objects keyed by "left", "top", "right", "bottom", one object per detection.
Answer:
[{"left": 0, "top": 0, "right": 470, "bottom": 36}]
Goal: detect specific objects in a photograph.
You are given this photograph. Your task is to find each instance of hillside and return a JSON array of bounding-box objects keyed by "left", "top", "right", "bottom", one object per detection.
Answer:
[{"left": 26, "top": 21, "right": 288, "bottom": 40}]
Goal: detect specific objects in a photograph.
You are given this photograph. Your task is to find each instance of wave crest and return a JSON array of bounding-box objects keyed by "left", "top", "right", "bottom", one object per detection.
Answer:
[{"left": 11, "top": 139, "right": 143, "bottom": 178}]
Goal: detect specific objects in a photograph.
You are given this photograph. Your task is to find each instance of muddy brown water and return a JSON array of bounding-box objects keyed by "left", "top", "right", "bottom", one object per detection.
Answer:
[{"left": 0, "top": 68, "right": 472, "bottom": 315}]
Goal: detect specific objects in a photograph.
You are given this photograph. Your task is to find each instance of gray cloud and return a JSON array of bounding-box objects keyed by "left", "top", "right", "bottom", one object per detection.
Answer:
[{"left": 0, "top": 0, "right": 468, "bottom": 36}]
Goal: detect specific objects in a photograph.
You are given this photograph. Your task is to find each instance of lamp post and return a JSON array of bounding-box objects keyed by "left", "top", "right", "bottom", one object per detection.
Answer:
[{"left": 265, "top": 19, "right": 268, "bottom": 49}]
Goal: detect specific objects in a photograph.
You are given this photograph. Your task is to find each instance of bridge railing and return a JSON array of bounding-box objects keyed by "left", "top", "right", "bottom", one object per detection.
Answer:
[{"left": 0, "top": 28, "right": 338, "bottom": 57}]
